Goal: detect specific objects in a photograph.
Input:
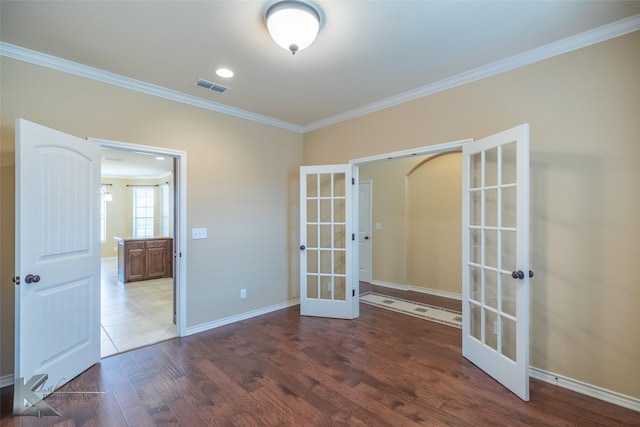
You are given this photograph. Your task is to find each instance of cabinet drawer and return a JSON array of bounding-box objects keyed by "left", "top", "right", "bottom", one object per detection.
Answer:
[
  {"left": 146, "top": 240, "right": 168, "bottom": 248},
  {"left": 127, "top": 241, "right": 146, "bottom": 250}
]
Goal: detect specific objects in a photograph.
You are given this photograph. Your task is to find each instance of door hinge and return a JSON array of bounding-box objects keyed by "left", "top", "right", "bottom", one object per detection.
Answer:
[
  {"left": 352, "top": 234, "right": 355, "bottom": 241},
  {"left": 352, "top": 289, "right": 355, "bottom": 297},
  {"left": 352, "top": 178, "right": 355, "bottom": 185}
]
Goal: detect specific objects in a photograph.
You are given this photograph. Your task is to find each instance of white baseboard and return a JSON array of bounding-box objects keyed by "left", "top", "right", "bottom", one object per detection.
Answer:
[
  {"left": 370, "top": 280, "right": 409, "bottom": 291},
  {"left": 0, "top": 374, "right": 14, "bottom": 388},
  {"left": 185, "top": 299, "right": 300, "bottom": 336},
  {"left": 370, "top": 280, "right": 462, "bottom": 301},
  {"left": 530, "top": 367, "right": 640, "bottom": 413}
]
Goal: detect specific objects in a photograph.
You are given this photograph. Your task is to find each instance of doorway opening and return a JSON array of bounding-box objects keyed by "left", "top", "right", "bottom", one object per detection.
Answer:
[
  {"left": 91, "top": 138, "right": 187, "bottom": 356},
  {"left": 351, "top": 139, "right": 470, "bottom": 311}
]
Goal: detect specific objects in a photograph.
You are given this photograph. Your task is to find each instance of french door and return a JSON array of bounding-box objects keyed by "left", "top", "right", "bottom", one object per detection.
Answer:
[
  {"left": 299, "top": 165, "right": 358, "bottom": 319},
  {"left": 462, "top": 124, "right": 531, "bottom": 400}
]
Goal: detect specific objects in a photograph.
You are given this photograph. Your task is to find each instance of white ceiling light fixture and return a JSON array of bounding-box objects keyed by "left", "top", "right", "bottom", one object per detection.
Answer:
[
  {"left": 266, "top": 0, "right": 322, "bottom": 55},
  {"left": 216, "top": 68, "right": 234, "bottom": 78}
]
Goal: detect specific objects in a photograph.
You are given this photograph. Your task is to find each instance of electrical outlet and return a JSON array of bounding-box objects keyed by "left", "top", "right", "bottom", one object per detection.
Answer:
[{"left": 240, "top": 289, "right": 246, "bottom": 299}]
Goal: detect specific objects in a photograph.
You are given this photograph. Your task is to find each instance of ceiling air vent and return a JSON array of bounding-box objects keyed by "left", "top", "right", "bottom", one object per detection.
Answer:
[{"left": 195, "top": 78, "right": 229, "bottom": 94}]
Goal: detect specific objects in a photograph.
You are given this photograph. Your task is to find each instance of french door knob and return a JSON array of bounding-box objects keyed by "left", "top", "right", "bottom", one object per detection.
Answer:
[
  {"left": 25, "top": 274, "right": 40, "bottom": 284},
  {"left": 300, "top": 245, "right": 306, "bottom": 250},
  {"left": 12, "top": 276, "right": 20, "bottom": 285},
  {"left": 511, "top": 270, "right": 534, "bottom": 280},
  {"left": 511, "top": 270, "right": 525, "bottom": 280},
  {"left": 364, "top": 236, "right": 369, "bottom": 240}
]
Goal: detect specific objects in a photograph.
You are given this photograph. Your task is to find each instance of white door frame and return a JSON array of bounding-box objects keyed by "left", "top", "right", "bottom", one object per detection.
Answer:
[{"left": 89, "top": 138, "right": 187, "bottom": 337}]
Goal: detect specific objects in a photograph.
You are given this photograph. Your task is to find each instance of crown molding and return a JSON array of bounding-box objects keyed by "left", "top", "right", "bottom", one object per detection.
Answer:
[
  {"left": 304, "top": 14, "right": 640, "bottom": 133},
  {"left": 2, "top": 14, "right": 638, "bottom": 135},
  {"left": 0, "top": 42, "right": 304, "bottom": 134}
]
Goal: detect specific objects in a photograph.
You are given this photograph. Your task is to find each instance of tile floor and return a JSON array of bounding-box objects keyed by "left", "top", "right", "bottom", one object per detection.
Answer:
[{"left": 100, "top": 258, "right": 177, "bottom": 358}]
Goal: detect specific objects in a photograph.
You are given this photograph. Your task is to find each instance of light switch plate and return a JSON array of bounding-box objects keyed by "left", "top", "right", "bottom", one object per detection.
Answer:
[
  {"left": 376, "top": 223, "right": 382, "bottom": 230},
  {"left": 192, "top": 228, "right": 207, "bottom": 239}
]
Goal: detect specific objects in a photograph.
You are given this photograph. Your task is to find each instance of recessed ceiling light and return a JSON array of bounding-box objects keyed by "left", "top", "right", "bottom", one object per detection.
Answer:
[
  {"left": 216, "top": 68, "right": 234, "bottom": 78},
  {"left": 155, "top": 156, "right": 165, "bottom": 160}
]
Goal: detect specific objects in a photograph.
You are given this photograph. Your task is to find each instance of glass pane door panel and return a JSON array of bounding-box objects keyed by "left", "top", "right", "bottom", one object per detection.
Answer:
[
  {"left": 471, "top": 303, "right": 482, "bottom": 340},
  {"left": 320, "top": 276, "right": 332, "bottom": 299},
  {"left": 484, "top": 229, "right": 498, "bottom": 268},
  {"left": 485, "top": 189, "right": 498, "bottom": 227},
  {"left": 502, "top": 142, "right": 517, "bottom": 185},
  {"left": 307, "top": 174, "right": 318, "bottom": 197},
  {"left": 320, "top": 250, "right": 331, "bottom": 274},
  {"left": 319, "top": 174, "right": 332, "bottom": 197},
  {"left": 334, "top": 224, "right": 346, "bottom": 248},
  {"left": 470, "top": 153, "right": 482, "bottom": 189},
  {"left": 502, "top": 317, "right": 517, "bottom": 361},
  {"left": 501, "top": 272, "right": 517, "bottom": 317},
  {"left": 307, "top": 224, "right": 318, "bottom": 248},
  {"left": 501, "top": 230, "right": 517, "bottom": 271},
  {"left": 307, "top": 251, "right": 318, "bottom": 273},
  {"left": 334, "top": 251, "right": 346, "bottom": 274},
  {"left": 334, "top": 276, "right": 346, "bottom": 300},
  {"left": 307, "top": 276, "right": 318, "bottom": 298},
  {"left": 320, "top": 199, "right": 332, "bottom": 222},
  {"left": 470, "top": 191, "right": 482, "bottom": 226},
  {"left": 307, "top": 199, "right": 317, "bottom": 222},
  {"left": 333, "top": 173, "right": 345, "bottom": 197},
  {"left": 320, "top": 225, "right": 332, "bottom": 248},
  {"left": 485, "top": 309, "right": 498, "bottom": 350},
  {"left": 334, "top": 199, "right": 345, "bottom": 222},
  {"left": 502, "top": 186, "right": 517, "bottom": 228},
  {"left": 485, "top": 149, "right": 498, "bottom": 187},
  {"left": 470, "top": 229, "right": 481, "bottom": 264},
  {"left": 485, "top": 269, "right": 498, "bottom": 309},
  {"left": 470, "top": 266, "right": 481, "bottom": 301}
]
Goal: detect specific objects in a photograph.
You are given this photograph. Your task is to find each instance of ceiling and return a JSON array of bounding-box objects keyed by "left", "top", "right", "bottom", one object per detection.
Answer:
[
  {"left": 101, "top": 148, "right": 173, "bottom": 179},
  {"left": 2, "top": 1, "right": 639, "bottom": 132}
]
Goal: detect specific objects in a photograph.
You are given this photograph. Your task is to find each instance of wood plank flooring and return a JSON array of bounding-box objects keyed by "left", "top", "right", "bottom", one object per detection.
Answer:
[{"left": 2, "top": 287, "right": 639, "bottom": 426}]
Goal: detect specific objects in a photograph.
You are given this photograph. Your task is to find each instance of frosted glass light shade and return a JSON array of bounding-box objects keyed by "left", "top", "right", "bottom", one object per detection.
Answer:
[{"left": 266, "top": 1, "right": 320, "bottom": 55}]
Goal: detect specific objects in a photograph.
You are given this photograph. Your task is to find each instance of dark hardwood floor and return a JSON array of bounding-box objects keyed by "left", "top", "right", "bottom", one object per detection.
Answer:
[{"left": 2, "top": 286, "right": 638, "bottom": 426}]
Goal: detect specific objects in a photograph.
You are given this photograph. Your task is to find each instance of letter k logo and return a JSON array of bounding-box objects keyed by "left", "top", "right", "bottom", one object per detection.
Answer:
[{"left": 13, "top": 374, "right": 60, "bottom": 417}]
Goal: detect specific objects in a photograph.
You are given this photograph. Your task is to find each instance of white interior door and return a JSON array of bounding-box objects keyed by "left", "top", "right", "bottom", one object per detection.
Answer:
[
  {"left": 462, "top": 124, "right": 531, "bottom": 401},
  {"left": 358, "top": 180, "right": 372, "bottom": 283},
  {"left": 300, "top": 165, "right": 357, "bottom": 319},
  {"left": 14, "top": 119, "right": 101, "bottom": 409}
]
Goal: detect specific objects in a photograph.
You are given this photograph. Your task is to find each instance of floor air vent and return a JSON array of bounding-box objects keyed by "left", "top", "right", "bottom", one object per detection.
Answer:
[{"left": 195, "top": 78, "right": 229, "bottom": 94}]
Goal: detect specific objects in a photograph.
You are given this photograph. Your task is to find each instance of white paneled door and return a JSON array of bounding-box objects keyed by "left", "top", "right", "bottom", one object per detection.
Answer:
[
  {"left": 300, "top": 165, "right": 358, "bottom": 319},
  {"left": 462, "top": 124, "right": 531, "bottom": 401},
  {"left": 14, "top": 119, "right": 101, "bottom": 413},
  {"left": 358, "top": 180, "right": 372, "bottom": 283}
]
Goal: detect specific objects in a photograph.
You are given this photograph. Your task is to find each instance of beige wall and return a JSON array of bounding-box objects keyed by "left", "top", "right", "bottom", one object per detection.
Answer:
[
  {"left": 305, "top": 33, "right": 640, "bottom": 399},
  {"left": 406, "top": 153, "right": 462, "bottom": 294},
  {"left": 0, "top": 57, "right": 303, "bottom": 377}
]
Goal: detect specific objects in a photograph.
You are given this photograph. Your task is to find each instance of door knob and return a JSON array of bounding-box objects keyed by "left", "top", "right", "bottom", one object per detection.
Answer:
[
  {"left": 12, "top": 276, "right": 20, "bottom": 285},
  {"left": 511, "top": 270, "right": 534, "bottom": 280},
  {"left": 300, "top": 245, "right": 306, "bottom": 250},
  {"left": 364, "top": 236, "right": 369, "bottom": 240},
  {"left": 25, "top": 274, "right": 40, "bottom": 284}
]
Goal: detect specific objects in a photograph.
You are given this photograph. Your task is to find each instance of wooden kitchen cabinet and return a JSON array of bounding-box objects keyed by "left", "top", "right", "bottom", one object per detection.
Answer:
[{"left": 117, "top": 238, "right": 173, "bottom": 283}]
